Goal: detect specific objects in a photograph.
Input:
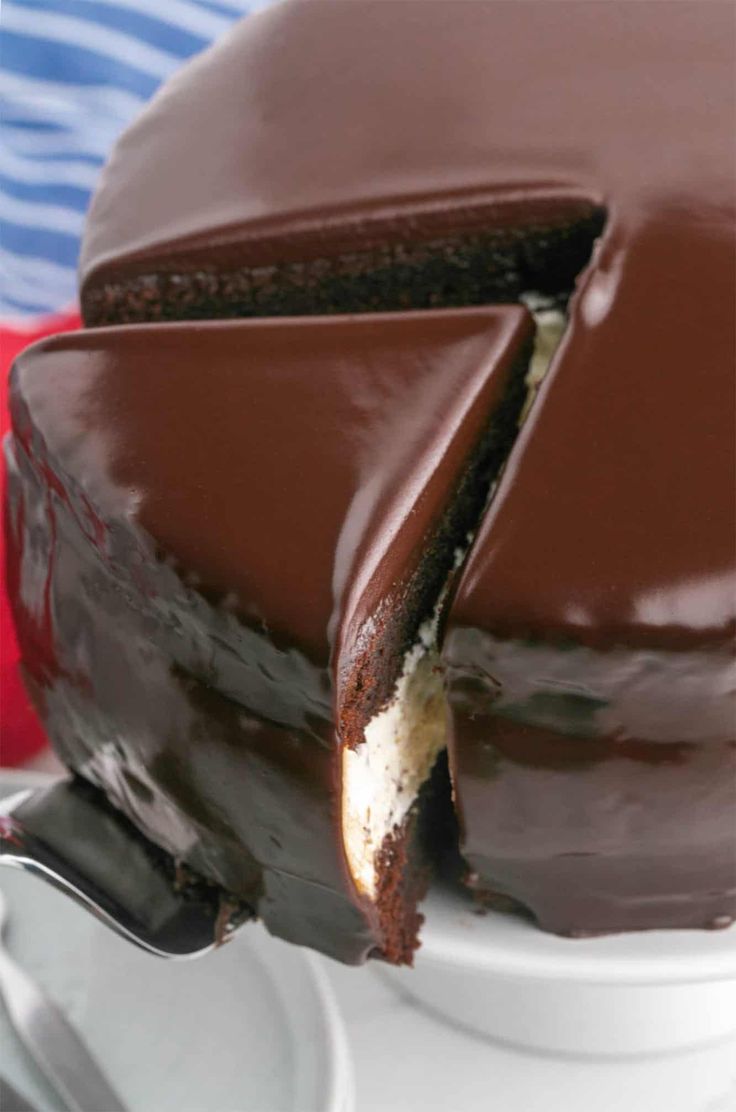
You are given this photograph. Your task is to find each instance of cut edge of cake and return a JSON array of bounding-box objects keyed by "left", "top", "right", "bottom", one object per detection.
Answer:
[{"left": 338, "top": 304, "right": 568, "bottom": 963}]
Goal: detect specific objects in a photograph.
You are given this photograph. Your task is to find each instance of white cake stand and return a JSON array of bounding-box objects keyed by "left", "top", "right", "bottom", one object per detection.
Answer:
[{"left": 377, "top": 883, "right": 736, "bottom": 1057}]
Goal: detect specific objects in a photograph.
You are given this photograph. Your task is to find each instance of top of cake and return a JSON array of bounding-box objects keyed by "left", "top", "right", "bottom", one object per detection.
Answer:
[
  {"left": 81, "top": 1, "right": 731, "bottom": 285},
  {"left": 79, "top": 0, "right": 735, "bottom": 656}
]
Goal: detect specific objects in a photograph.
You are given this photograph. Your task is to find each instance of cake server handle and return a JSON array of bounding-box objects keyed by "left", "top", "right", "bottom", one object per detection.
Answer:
[
  {"left": 0, "top": 888, "right": 128, "bottom": 1112},
  {"left": 0, "top": 778, "right": 246, "bottom": 959},
  {"left": 0, "top": 1073, "right": 41, "bottom": 1112}
]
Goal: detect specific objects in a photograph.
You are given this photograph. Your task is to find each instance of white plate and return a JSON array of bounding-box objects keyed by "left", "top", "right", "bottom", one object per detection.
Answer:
[
  {"left": 419, "top": 881, "right": 736, "bottom": 986},
  {"left": 0, "top": 771, "right": 354, "bottom": 1112},
  {"left": 324, "top": 958, "right": 736, "bottom": 1112},
  {"left": 378, "top": 883, "right": 736, "bottom": 1056}
]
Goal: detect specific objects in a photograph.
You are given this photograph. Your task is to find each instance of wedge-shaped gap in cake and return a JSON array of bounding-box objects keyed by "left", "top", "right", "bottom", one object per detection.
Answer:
[
  {"left": 320, "top": 213, "right": 606, "bottom": 955},
  {"left": 83, "top": 193, "right": 605, "bottom": 329}
]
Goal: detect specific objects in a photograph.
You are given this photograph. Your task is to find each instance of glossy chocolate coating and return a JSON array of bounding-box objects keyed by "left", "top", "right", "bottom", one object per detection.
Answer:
[
  {"left": 14, "top": 0, "right": 736, "bottom": 938},
  {"left": 81, "top": 1, "right": 732, "bottom": 297},
  {"left": 5, "top": 309, "right": 530, "bottom": 961}
]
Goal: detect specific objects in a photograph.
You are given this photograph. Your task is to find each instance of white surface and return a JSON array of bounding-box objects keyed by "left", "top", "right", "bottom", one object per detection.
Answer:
[
  {"left": 374, "top": 884, "right": 736, "bottom": 1055},
  {"left": 418, "top": 883, "right": 736, "bottom": 986},
  {"left": 0, "top": 773, "right": 354, "bottom": 1112},
  {"left": 324, "top": 958, "right": 736, "bottom": 1112},
  {"left": 379, "top": 954, "right": 736, "bottom": 1057}
]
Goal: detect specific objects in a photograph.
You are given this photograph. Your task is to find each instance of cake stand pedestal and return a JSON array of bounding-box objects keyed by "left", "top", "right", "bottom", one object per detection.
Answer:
[{"left": 377, "top": 883, "right": 736, "bottom": 1057}]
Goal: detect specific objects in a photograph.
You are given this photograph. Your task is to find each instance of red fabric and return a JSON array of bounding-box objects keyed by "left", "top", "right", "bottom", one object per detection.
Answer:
[{"left": 1, "top": 313, "right": 81, "bottom": 765}]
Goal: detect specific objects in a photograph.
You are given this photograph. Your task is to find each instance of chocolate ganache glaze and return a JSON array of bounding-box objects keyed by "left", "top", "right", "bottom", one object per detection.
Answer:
[
  {"left": 6, "top": 0, "right": 736, "bottom": 952},
  {"left": 6, "top": 309, "right": 531, "bottom": 962}
]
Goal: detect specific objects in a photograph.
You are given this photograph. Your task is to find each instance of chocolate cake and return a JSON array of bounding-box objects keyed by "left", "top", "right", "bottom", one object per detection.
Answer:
[
  {"left": 5, "top": 0, "right": 735, "bottom": 959},
  {"left": 6, "top": 309, "right": 531, "bottom": 963}
]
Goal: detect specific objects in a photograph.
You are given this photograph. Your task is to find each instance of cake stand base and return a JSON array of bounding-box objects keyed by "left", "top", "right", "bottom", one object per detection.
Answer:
[{"left": 377, "top": 884, "right": 736, "bottom": 1057}]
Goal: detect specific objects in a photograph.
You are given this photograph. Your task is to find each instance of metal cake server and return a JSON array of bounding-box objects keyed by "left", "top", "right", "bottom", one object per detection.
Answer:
[
  {"left": 0, "top": 885, "right": 128, "bottom": 1112},
  {"left": 0, "top": 1073, "right": 40, "bottom": 1112},
  {"left": 0, "top": 778, "right": 239, "bottom": 959}
]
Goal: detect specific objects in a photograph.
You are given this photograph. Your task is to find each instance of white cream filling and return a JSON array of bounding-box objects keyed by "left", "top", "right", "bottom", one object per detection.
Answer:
[
  {"left": 341, "top": 615, "right": 449, "bottom": 899},
  {"left": 519, "top": 293, "right": 567, "bottom": 424},
  {"left": 341, "top": 297, "right": 567, "bottom": 900}
]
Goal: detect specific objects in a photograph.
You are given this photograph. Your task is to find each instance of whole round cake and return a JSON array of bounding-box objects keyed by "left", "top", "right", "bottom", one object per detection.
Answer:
[{"left": 5, "top": 0, "right": 735, "bottom": 964}]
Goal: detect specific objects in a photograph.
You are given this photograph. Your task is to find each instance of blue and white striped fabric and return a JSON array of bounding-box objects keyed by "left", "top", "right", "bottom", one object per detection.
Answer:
[{"left": 1, "top": 0, "right": 265, "bottom": 327}]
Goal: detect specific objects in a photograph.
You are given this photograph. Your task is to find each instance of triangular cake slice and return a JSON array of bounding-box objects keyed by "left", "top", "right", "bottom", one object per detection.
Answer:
[{"left": 6, "top": 307, "right": 532, "bottom": 963}]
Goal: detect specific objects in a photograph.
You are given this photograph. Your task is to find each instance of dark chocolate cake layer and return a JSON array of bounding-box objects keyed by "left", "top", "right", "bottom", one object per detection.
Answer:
[{"left": 5, "top": 308, "right": 531, "bottom": 963}]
